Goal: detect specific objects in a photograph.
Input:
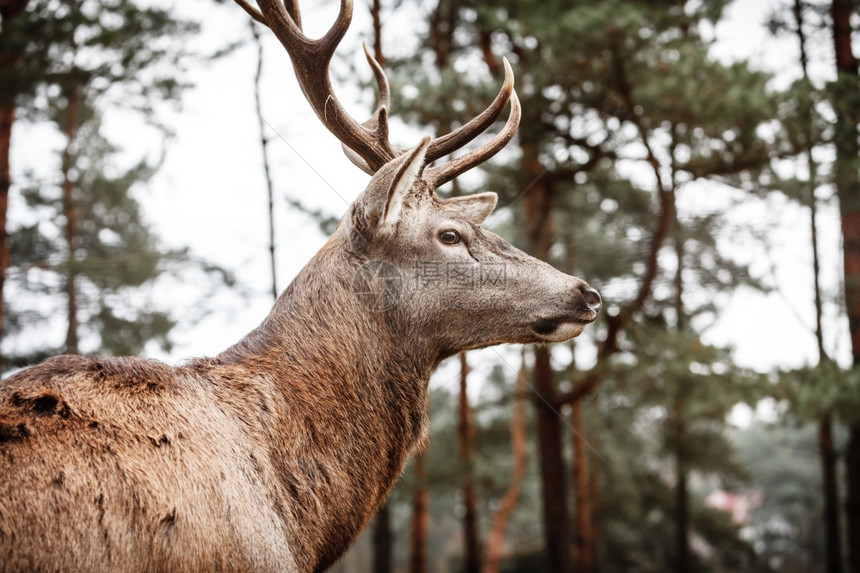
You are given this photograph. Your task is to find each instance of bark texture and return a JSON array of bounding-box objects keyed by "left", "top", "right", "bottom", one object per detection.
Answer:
[{"left": 482, "top": 358, "right": 527, "bottom": 573}]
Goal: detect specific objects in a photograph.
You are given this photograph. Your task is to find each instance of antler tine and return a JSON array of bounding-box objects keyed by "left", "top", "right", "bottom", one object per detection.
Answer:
[
  {"left": 423, "top": 83, "right": 521, "bottom": 189},
  {"left": 235, "top": 0, "right": 267, "bottom": 25},
  {"left": 362, "top": 42, "right": 391, "bottom": 113},
  {"left": 283, "top": 0, "right": 301, "bottom": 29},
  {"left": 425, "top": 58, "right": 516, "bottom": 165},
  {"left": 342, "top": 43, "right": 402, "bottom": 175},
  {"left": 252, "top": 0, "right": 397, "bottom": 172},
  {"left": 346, "top": 55, "right": 518, "bottom": 179}
]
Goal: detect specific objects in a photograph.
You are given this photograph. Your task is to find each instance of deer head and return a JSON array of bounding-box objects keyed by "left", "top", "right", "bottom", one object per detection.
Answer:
[{"left": 236, "top": 0, "right": 601, "bottom": 357}]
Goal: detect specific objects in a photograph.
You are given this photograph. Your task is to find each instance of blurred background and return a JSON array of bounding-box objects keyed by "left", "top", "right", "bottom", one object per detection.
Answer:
[{"left": 1, "top": 0, "right": 859, "bottom": 571}]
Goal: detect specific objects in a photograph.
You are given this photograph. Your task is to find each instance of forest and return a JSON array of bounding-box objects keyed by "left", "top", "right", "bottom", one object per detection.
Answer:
[{"left": 1, "top": 0, "right": 859, "bottom": 572}]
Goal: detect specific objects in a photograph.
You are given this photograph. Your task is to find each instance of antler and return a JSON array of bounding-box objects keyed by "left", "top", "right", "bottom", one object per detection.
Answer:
[{"left": 238, "top": 0, "right": 521, "bottom": 185}]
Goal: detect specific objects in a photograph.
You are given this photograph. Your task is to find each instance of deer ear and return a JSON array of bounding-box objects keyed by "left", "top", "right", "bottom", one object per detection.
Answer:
[
  {"left": 380, "top": 136, "right": 431, "bottom": 229},
  {"left": 443, "top": 192, "right": 498, "bottom": 225},
  {"left": 355, "top": 136, "right": 431, "bottom": 236}
]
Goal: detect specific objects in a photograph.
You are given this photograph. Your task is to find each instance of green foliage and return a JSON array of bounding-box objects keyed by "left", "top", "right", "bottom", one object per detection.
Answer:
[
  {"left": 776, "top": 362, "right": 860, "bottom": 423},
  {"left": 0, "top": 0, "right": 198, "bottom": 119}
]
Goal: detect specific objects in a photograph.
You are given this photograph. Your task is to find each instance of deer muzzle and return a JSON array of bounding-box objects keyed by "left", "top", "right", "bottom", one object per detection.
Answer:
[{"left": 529, "top": 283, "right": 601, "bottom": 342}]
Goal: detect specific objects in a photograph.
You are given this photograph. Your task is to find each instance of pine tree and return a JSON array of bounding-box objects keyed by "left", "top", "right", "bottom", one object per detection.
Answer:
[
  {"left": 828, "top": 0, "right": 860, "bottom": 569},
  {"left": 0, "top": 0, "right": 35, "bottom": 371},
  {"left": 1, "top": 0, "right": 230, "bottom": 366},
  {"left": 766, "top": 2, "right": 847, "bottom": 570},
  {"left": 8, "top": 105, "right": 192, "bottom": 362}
]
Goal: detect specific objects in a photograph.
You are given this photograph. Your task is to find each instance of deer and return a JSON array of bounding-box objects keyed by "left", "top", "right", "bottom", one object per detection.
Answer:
[{"left": 0, "top": 1, "right": 601, "bottom": 571}]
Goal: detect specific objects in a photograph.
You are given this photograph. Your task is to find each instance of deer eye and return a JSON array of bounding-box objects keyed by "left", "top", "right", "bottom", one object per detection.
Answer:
[{"left": 438, "top": 230, "right": 461, "bottom": 245}]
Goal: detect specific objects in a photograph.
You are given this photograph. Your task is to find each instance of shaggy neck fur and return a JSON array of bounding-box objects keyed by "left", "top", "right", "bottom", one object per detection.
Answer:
[{"left": 215, "top": 233, "right": 433, "bottom": 571}]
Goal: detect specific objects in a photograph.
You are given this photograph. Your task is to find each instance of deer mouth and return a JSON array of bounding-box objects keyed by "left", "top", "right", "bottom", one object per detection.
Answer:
[
  {"left": 529, "top": 285, "right": 602, "bottom": 341},
  {"left": 530, "top": 310, "right": 598, "bottom": 341}
]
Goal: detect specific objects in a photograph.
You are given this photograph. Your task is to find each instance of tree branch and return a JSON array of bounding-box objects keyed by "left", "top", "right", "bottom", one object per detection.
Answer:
[{"left": 555, "top": 29, "right": 675, "bottom": 407}]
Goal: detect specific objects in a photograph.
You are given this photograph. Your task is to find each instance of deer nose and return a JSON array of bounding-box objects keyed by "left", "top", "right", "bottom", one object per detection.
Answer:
[{"left": 580, "top": 286, "right": 602, "bottom": 312}]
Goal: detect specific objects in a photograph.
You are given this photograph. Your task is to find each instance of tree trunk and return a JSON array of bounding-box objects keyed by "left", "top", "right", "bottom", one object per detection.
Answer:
[
  {"left": 0, "top": 0, "right": 28, "bottom": 371},
  {"left": 250, "top": 22, "right": 278, "bottom": 302},
  {"left": 673, "top": 410, "right": 689, "bottom": 573},
  {"left": 790, "top": 3, "right": 844, "bottom": 569},
  {"left": 590, "top": 456, "right": 602, "bottom": 571},
  {"left": 571, "top": 399, "right": 593, "bottom": 573},
  {"left": 830, "top": 2, "right": 860, "bottom": 571},
  {"left": 849, "top": 426, "right": 860, "bottom": 573},
  {"left": 820, "top": 416, "right": 843, "bottom": 573},
  {"left": 410, "top": 452, "right": 429, "bottom": 573},
  {"left": 429, "top": 0, "right": 459, "bottom": 70},
  {"left": 61, "top": 85, "right": 80, "bottom": 355},
  {"left": 665, "top": 160, "right": 691, "bottom": 573},
  {"left": 459, "top": 352, "right": 481, "bottom": 573},
  {"left": 0, "top": 102, "right": 12, "bottom": 372},
  {"left": 521, "top": 138, "right": 570, "bottom": 573},
  {"left": 369, "top": 0, "right": 385, "bottom": 66},
  {"left": 533, "top": 345, "right": 570, "bottom": 573},
  {"left": 372, "top": 502, "right": 392, "bottom": 573},
  {"left": 482, "top": 356, "right": 528, "bottom": 573}
]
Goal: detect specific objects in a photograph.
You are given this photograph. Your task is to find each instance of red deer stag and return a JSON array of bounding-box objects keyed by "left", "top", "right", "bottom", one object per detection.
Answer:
[{"left": 0, "top": 0, "right": 601, "bottom": 571}]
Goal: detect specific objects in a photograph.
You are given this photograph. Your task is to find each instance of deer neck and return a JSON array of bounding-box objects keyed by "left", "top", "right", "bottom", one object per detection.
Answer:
[
  {"left": 215, "top": 236, "right": 433, "bottom": 570},
  {"left": 222, "top": 235, "right": 438, "bottom": 381}
]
